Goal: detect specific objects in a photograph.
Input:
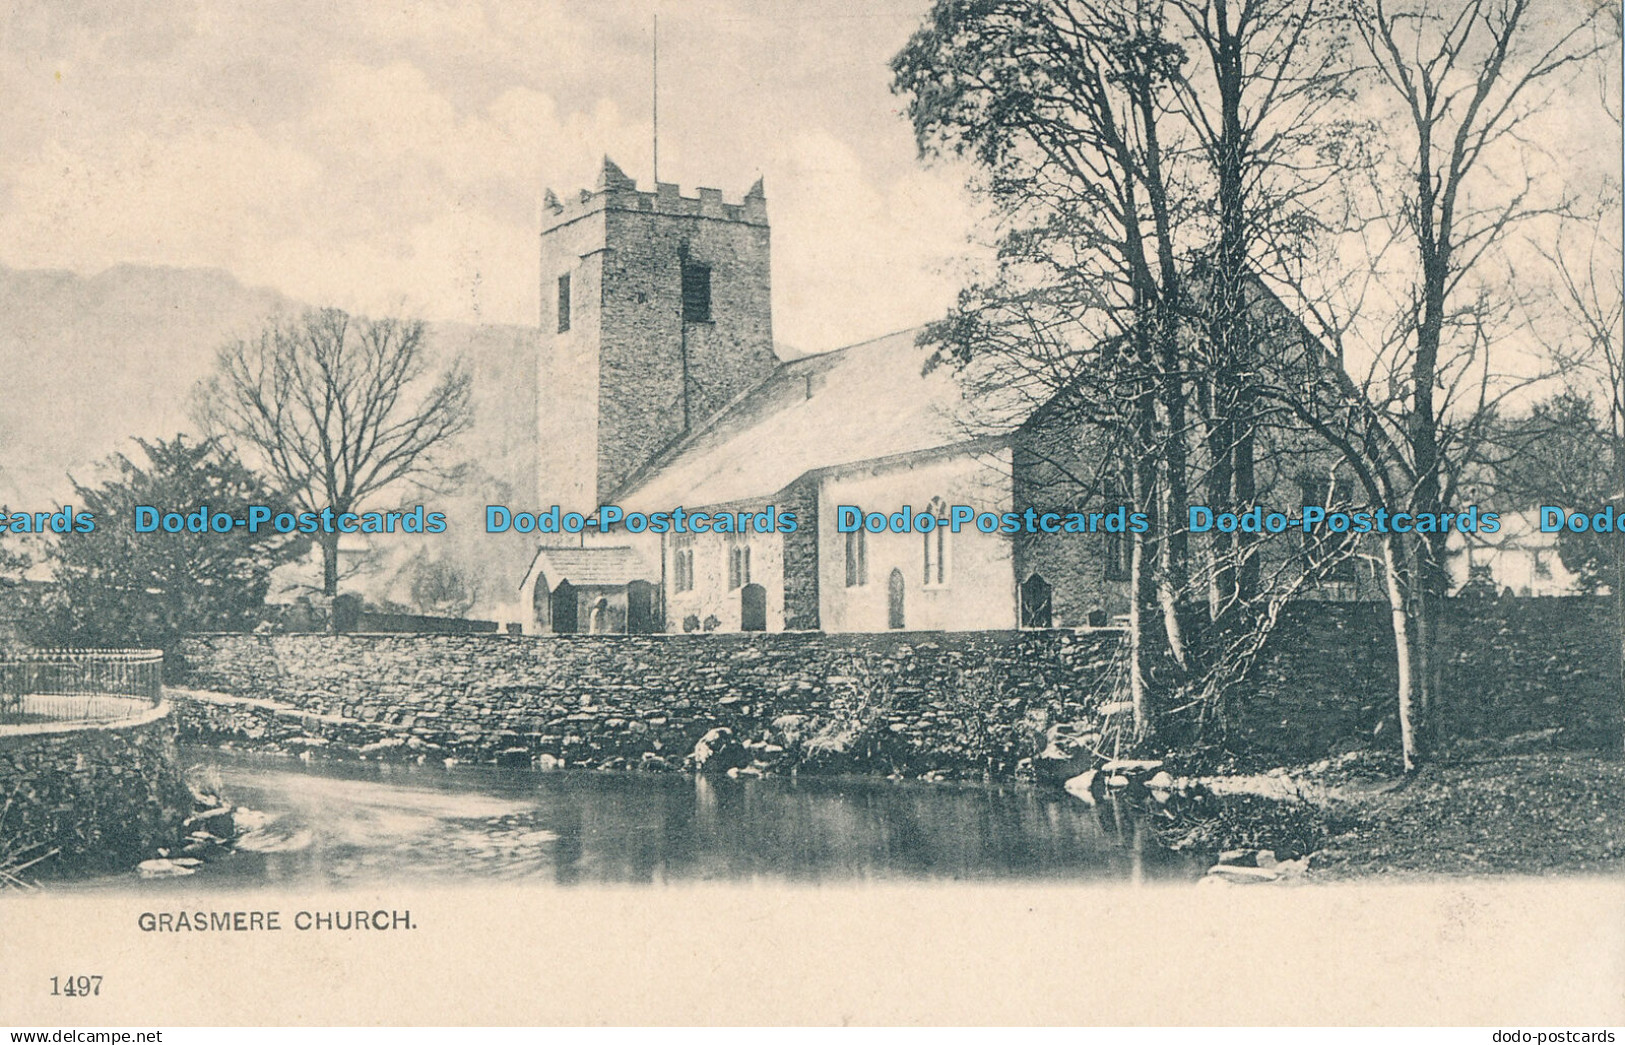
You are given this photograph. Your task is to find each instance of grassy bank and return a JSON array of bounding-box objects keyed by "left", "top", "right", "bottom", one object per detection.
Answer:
[{"left": 1156, "top": 748, "right": 1625, "bottom": 878}]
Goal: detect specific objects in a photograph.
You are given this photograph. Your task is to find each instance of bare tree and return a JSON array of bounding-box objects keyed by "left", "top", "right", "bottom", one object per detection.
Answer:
[
  {"left": 1339, "top": 0, "right": 1615, "bottom": 767},
  {"left": 1539, "top": 206, "right": 1625, "bottom": 751},
  {"left": 894, "top": 0, "right": 1207, "bottom": 737},
  {"left": 893, "top": 0, "right": 1355, "bottom": 744},
  {"left": 198, "top": 308, "right": 473, "bottom": 596},
  {"left": 1167, "top": 0, "right": 1360, "bottom": 622}
]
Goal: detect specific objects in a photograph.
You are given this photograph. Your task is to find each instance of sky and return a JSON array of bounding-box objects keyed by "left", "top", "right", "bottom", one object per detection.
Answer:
[
  {"left": 0, "top": 0, "right": 981, "bottom": 353},
  {"left": 0, "top": 1, "right": 1616, "bottom": 365}
]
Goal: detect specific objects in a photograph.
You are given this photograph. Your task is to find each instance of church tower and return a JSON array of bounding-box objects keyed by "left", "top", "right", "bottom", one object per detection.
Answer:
[{"left": 537, "top": 157, "right": 776, "bottom": 519}]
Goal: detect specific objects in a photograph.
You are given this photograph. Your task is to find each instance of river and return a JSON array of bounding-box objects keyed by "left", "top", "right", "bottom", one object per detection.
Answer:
[{"left": 96, "top": 748, "right": 1207, "bottom": 890}]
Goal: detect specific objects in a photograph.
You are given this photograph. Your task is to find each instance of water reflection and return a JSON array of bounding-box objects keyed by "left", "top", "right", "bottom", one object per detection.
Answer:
[{"left": 112, "top": 749, "right": 1205, "bottom": 890}]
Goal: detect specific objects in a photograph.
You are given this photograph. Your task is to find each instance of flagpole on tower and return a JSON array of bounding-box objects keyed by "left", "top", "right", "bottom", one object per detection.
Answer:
[{"left": 652, "top": 13, "right": 660, "bottom": 186}]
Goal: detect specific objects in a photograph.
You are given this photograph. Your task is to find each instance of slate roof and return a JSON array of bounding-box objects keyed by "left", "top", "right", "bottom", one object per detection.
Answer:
[
  {"left": 615, "top": 328, "right": 1043, "bottom": 510},
  {"left": 525, "top": 546, "right": 658, "bottom": 588}
]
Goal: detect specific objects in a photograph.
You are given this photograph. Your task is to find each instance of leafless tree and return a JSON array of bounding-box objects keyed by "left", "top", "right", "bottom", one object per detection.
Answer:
[
  {"left": 893, "top": 0, "right": 1356, "bottom": 743},
  {"left": 1538, "top": 200, "right": 1624, "bottom": 751},
  {"left": 1337, "top": 0, "right": 1615, "bottom": 768},
  {"left": 895, "top": 0, "right": 1212, "bottom": 737},
  {"left": 1168, "top": 0, "right": 1361, "bottom": 622},
  {"left": 197, "top": 309, "right": 473, "bottom": 596}
]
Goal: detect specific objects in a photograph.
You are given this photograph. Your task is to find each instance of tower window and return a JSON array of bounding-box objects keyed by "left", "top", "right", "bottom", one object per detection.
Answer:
[
  {"left": 557, "top": 273, "right": 572, "bottom": 333},
  {"left": 681, "top": 262, "right": 711, "bottom": 323}
]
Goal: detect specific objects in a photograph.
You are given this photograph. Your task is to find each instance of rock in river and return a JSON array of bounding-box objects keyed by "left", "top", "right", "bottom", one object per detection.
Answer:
[
  {"left": 1063, "top": 770, "right": 1100, "bottom": 805},
  {"left": 690, "top": 727, "right": 750, "bottom": 773},
  {"left": 185, "top": 806, "right": 235, "bottom": 839}
]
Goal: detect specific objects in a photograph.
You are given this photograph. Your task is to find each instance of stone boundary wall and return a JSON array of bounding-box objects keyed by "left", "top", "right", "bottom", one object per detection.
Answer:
[
  {"left": 176, "top": 596, "right": 1621, "bottom": 774},
  {"left": 177, "top": 629, "right": 1126, "bottom": 778},
  {"left": 0, "top": 708, "right": 189, "bottom": 874},
  {"left": 1237, "top": 596, "right": 1620, "bottom": 760}
]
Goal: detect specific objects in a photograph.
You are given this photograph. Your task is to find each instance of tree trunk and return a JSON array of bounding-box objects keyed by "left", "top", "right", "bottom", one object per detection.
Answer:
[
  {"left": 1156, "top": 340, "right": 1194, "bottom": 672},
  {"left": 1616, "top": 562, "right": 1624, "bottom": 758},
  {"left": 1204, "top": 391, "right": 1235, "bottom": 620},
  {"left": 1131, "top": 394, "right": 1161, "bottom": 741},
  {"left": 1614, "top": 447, "right": 1623, "bottom": 758},
  {"left": 1130, "top": 527, "right": 1155, "bottom": 741},
  {"left": 1233, "top": 390, "right": 1259, "bottom": 601},
  {"left": 1383, "top": 535, "right": 1420, "bottom": 773},
  {"left": 321, "top": 532, "right": 340, "bottom": 597}
]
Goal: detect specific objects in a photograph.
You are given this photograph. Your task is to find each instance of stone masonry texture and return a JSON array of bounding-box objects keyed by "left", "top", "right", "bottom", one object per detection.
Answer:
[
  {"left": 0, "top": 713, "right": 189, "bottom": 874},
  {"left": 175, "top": 596, "right": 1620, "bottom": 775}
]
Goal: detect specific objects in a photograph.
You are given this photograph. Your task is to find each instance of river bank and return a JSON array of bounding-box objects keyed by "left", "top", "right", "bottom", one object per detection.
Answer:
[
  {"left": 1155, "top": 746, "right": 1625, "bottom": 880},
  {"left": 160, "top": 685, "right": 1625, "bottom": 882},
  {"left": 58, "top": 745, "right": 1208, "bottom": 889}
]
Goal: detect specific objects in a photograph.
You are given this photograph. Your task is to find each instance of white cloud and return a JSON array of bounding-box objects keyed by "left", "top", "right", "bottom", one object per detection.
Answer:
[
  {"left": 0, "top": 0, "right": 976, "bottom": 342},
  {"left": 767, "top": 129, "right": 981, "bottom": 351}
]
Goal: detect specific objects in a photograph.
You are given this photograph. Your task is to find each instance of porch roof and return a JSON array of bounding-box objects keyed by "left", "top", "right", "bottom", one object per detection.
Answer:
[{"left": 524, "top": 545, "right": 658, "bottom": 591}]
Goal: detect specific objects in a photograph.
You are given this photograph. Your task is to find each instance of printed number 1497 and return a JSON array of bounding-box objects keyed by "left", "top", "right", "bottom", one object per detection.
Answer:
[{"left": 51, "top": 975, "right": 102, "bottom": 996}]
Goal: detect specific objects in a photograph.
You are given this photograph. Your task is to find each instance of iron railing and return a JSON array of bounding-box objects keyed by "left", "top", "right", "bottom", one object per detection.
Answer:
[{"left": 0, "top": 649, "right": 164, "bottom": 728}]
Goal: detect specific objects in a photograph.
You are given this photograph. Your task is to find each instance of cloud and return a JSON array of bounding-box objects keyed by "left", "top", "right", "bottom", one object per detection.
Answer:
[
  {"left": 767, "top": 129, "right": 979, "bottom": 351},
  {"left": 0, "top": 0, "right": 975, "bottom": 346}
]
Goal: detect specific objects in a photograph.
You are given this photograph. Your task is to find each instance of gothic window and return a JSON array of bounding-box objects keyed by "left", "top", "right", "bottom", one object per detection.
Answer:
[
  {"left": 845, "top": 528, "right": 867, "bottom": 587},
  {"left": 557, "top": 273, "right": 572, "bottom": 333},
  {"left": 1298, "top": 474, "right": 1357, "bottom": 581},
  {"left": 727, "top": 535, "right": 751, "bottom": 591},
  {"left": 673, "top": 534, "right": 695, "bottom": 593},
  {"left": 682, "top": 262, "right": 711, "bottom": 323},
  {"left": 922, "top": 496, "right": 950, "bottom": 587}
]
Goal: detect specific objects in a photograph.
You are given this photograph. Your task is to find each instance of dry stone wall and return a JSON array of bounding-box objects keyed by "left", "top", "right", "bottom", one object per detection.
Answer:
[
  {"left": 176, "top": 630, "right": 1124, "bottom": 778},
  {"left": 175, "top": 596, "right": 1621, "bottom": 776},
  {"left": 0, "top": 711, "right": 189, "bottom": 874}
]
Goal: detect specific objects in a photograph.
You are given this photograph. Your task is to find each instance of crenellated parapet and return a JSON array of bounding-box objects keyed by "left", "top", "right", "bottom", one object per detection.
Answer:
[{"left": 543, "top": 156, "right": 767, "bottom": 231}]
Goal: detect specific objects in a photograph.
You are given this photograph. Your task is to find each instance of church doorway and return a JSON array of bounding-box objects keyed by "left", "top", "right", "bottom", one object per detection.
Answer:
[
  {"left": 627, "top": 580, "right": 658, "bottom": 634},
  {"left": 740, "top": 582, "right": 767, "bottom": 631},
  {"left": 551, "top": 581, "right": 578, "bottom": 634},
  {"left": 887, "top": 568, "right": 905, "bottom": 630},
  {"left": 532, "top": 572, "right": 551, "bottom": 632},
  {"left": 1020, "top": 573, "right": 1053, "bottom": 628}
]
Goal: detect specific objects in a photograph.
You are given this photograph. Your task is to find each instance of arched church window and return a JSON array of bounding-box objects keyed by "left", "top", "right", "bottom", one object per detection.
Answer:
[
  {"left": 845, "top": 528, "right": 867, "bottom": 587},
  {"left": 727, "top": 531, "right": 751, "bottom": 591},
  {"left": 673, "top": 533, "right": 695, "bottom": 593},
  {"left": 923, "top": 496, "right": 950, "bottom": 588}
]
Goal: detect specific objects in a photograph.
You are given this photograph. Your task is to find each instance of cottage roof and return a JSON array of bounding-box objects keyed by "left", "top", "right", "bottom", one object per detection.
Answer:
[
  {"left": 1447, "top": 509, "right": 1564, "bottom": 552},
  {"left": 525, "top": 545, "right": 658, "bottom": 589},
  {"left": 615, "top": 328, "right": 1042, "bottom": 510}
]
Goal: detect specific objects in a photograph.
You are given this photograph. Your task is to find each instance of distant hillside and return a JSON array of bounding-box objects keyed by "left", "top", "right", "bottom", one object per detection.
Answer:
[
  {"left": 0, "top": 262, "right": 540, "bottom": 618},
  {"left": 0, "top": 263, "right": 292, "bottom": 503}
]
